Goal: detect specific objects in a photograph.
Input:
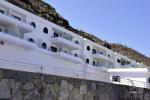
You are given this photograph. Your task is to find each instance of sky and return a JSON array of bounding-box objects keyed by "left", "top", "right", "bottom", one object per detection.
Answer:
[{"left": 44, "top": 0, "right": 150, "bottom": 57}]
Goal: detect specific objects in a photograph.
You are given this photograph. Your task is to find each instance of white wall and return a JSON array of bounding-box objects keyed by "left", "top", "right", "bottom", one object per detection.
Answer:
[
  {"left": 0, "top": 42, "right": 110, "bottom": 82},
  {"left": 108, "top": 68, "right": 150, "bottom": 88},
  {"left": 0, "top": 0, "right": 149, "bottom": 88}
]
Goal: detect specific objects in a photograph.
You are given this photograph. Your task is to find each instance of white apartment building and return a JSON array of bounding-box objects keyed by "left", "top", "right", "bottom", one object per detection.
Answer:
[{"left": 0, "top": 0, "right": 149, "bottom": 88}]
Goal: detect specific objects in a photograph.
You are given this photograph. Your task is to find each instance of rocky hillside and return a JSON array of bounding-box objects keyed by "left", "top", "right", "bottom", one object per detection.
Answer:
[{"left": 6, "top": 0, "right": 150, "bottom": 67}]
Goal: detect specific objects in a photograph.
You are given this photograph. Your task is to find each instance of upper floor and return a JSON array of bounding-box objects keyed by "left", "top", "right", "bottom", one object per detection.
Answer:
[{"left": 0, "top": 0, "right": 147, "bottom": 69}]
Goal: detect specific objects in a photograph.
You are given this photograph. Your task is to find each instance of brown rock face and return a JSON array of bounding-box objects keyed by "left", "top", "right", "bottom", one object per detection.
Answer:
[{"left": 6, "top": 0, "right": 150, "bottom": 67}]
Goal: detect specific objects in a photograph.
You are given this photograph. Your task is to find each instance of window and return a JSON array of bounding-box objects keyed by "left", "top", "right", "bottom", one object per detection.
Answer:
[
  {"left": 0, "top": 41, "right": 5, "bottom": 45},
  {"left": 93, "top": 61, "right": 96, "bottom": 66},
  {"left": 43, "top": 27, "right": 48, "bottom": 34},
  {"left": 117, "top": 59, "right": 121, "bottom": 63},
  {"left": 86, "top": 59, "right": 90, "bottom": 64},
  {"left": 148, "top": 78, "right": 150, "bottom": 83},
  {"left": 0, "top": 9, "right": 4, "bottom": 14},
  {"left": 75, "top": 40, "right": 79, "bottom": 44},
  {"left": 30, "top": 22, "right": 36, "bottom": 28},
  {"left": 112, "top": 76, "right": 120, "bottom": 82},
  {"left": 99, "top": 51, "right": 103, "bottom": 54},
  {"left": 92, "top": 49, "right": 96, "bottom": 54},
  {"left": 54, "top": 32, "right": 59, "bottom": 37},
  {"left": 42, "top": 43, "right": 47, "bottom": 49},
  {"left": 28, "top": 38, "right": 34, "bottom": 43},
  {"left": 132, "top": 64, "right": 135, "bottom": 67},
  {"left": 12, "top": 15, "right": 21, "bottom": 21},
  {"left": 51, "top": 46, "right": 57, "bottom": 52},
  {"left": 74, "top": 53, "right": 78, "bottom": 57},
  {"left": 87, "top": 46, "right": 90, "bottom": 51},
  {"left": 64, "top": 50, "right": 68, "bottom": 53}
]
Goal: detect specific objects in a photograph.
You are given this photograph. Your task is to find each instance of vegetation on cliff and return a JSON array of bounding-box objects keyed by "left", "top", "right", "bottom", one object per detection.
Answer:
[{"left": 6, "top": 0, "right": 150, "bottom": 67}]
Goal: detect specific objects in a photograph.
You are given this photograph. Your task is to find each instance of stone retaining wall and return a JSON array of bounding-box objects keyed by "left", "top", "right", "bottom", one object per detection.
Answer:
[{"left": 0, "top": 68, "right": 149, "bottom": 100}]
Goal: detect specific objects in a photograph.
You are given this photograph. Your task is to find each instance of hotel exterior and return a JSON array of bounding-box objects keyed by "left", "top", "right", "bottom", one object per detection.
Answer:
[{"left": 0, "top": 0, "right": 149, "bottom": 89}]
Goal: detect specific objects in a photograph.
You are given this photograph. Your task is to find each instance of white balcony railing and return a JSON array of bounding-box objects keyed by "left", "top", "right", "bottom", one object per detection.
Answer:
[
  {"left": 51, "top": 50, "right": 83, "bottom": 64},
  {"left": 0, "top": 12, "right": 33, "bottom": 33},
  {"left": 0, "top": 58, "right": 109, "bottom": 82},
  {"left": 0, "top": 32, "right": 37, "bottom": 49},
  {"left": 92, "top": 53, "right": 113, "bottom": 62},
  {"left": 51, "top": 36, "right": 81, "bottom": 50},
  {"left": 87, "top": 64, "right": 108, "bottom": 71}
]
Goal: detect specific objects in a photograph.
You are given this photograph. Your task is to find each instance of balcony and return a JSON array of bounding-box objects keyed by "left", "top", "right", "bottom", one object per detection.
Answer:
[
  {"left": 0, "top": 13, "right": 34, "bottom": 33},
  {"left": 92, "top": 52, "right": 113, "bottom": 62},
  {"left": 50, "top": 36, "right": 81, "bottom": 50},
  {"left": 51, "top": 51, "right": 83, "bottom": 64},
  {"left": 0, "top": 32, "right": 37, "bottom": 49},
  {"left": 87, "top": 64, "right": 108, "bottom": 71}
]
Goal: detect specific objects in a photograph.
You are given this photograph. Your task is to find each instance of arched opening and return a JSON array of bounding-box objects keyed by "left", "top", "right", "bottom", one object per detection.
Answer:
[
  {"left": 28, "top": 38, "right": 34, "bottom": 43},
  {"left": 93, "top": 61, "right": 96, "bottom": 66},
  {"left": 87, "top": 46, "right": 90, "bottom": 51},
  {"left": 86, "top": 59, "right": 90, "bottom": 64},
  {"left": 51, "top": 46, "right": 57, "bottom": 52},
  {"left": 43, "top": 27, "right": 48, "bottom": 34},
  {"left": 54, "top": 32, "right": 59, "bottom": 37},
  {"left": 117, "top": 59, "right": 121, "bottom": 63},
  {"left": 92, "top": 49, "right": 96, "bottom": 54},
  {"left": 74, "top": 53, "right": 78, "bottom": 57},
  {"left": 30, "top": 22, "right": 36, "bottom": 28},
  {"left": 42, "top": 43, "right": 47, "bottom": 49},
  {"left": 148, "top": 78, "right": 150, "bottom": 83},
  {"left": 0, "top": 41, "right": 5, "bottom": 45},
  {"left": 75, "top": 40, "right": 79, "bottom": 44}
]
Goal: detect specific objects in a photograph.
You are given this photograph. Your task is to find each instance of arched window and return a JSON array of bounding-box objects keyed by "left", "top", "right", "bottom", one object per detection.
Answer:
[
  {"left": 148, "top": 78, "right": 150, "bottom": 83},
  {"left": 86, "top": 59, "right": 90, "bottom": 64},
  {"left": 74, "top": 53, "right": 78, "bottom": 57},
  {"left": 0, "top": 41, "right": 5, "bottom": 45},
  {"left": 108, "top": 54, "right": 110, "bottom": 58},
  {"left": 75, "top": 40, "right": 79, "bottom": 44},
  {"left": 28, "top": 38, "right": 34, "bottom": 43},
  {"left": 93, "top": 61, "right": 96, "bottom": 66},
  {"left": 30, "top": 22, "right": 36, "bottom": 28},
  {"left": 117, "top": 59, "right": 121, "bottom": 63},
  {"left": 42, "top": 43, "right": 47, "bottom": 49},
  {"left": 92, "top": 49, "right": 96, "bottom": 54},
  {"left": 87, "top": 46, "right": 90, "bottom": 51},
  {"left": 43, "top": 27, "right": 48, "bottom": 34}
]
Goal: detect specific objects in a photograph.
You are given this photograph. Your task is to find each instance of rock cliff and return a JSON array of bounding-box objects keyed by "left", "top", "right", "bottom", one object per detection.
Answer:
[{"left": 6, "top": 0, "right": 150, "bottom": 67}]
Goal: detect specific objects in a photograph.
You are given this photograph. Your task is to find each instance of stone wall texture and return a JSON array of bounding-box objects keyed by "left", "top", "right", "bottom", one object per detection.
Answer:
[{"left": 0, "top": 68, "right": 150, "bottom": 100}]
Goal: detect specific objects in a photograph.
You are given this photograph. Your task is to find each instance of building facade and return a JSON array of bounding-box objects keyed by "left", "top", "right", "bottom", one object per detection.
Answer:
[{"left": 0, "top": 0, "right": 149, "bottom": 88}]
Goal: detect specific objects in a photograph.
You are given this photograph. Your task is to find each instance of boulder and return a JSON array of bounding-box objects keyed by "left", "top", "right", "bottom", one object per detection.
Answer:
[
  {"left": 58, "top": 80, "right": 69, "bottom": 100},
  {"left": 0, "top": 79, "right": 11, "bottom": 99}
]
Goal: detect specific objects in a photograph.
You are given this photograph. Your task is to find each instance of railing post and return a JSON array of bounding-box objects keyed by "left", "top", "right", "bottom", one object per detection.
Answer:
[
  {"left": 144, "top": 82, "right": 146, "bottom": 88},
  {"left": 40, "top": 66, "right": 43, "bottom": 74}
]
